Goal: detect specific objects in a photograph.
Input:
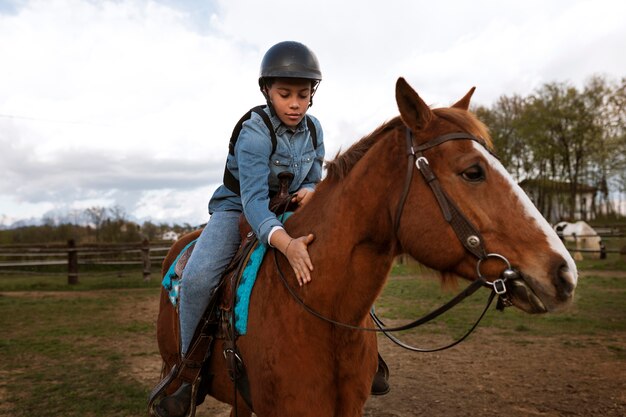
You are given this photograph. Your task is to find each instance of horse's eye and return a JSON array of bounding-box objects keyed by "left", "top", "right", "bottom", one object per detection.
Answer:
[{"left": 461, "top": 165, "right": 485, "bottom": 182}]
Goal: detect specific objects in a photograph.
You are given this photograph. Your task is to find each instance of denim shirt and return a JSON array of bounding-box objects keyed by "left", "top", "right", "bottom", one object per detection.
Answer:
[{"left": 209, "top": 107, "right": 324, "bottom": 244}]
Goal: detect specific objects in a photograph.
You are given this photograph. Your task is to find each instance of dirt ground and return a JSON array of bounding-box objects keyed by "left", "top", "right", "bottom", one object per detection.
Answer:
[{"left": 131, "top": 284, "right": 626, "bottom": 417}]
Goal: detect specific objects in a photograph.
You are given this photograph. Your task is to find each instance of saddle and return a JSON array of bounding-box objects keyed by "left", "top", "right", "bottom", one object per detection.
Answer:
[{"left": 148, "top": 172, "right": 298, "bottom": 414}]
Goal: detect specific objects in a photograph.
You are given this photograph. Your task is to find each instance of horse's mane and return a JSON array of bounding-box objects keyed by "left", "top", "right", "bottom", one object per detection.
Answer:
[
  {"left": 325, "top": 117, "right": 403, "bottom": 182},
  {"left": 324, "top": 108, "right": 492, "bottom": 182}
]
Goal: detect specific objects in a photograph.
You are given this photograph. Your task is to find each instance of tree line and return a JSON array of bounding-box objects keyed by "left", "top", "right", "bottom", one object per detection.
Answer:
[
  {"left": 475, "top": 75, "right": 625, "bottom": 220},
  {"left": 0, "top": 205, "right": 197, "bottom": 245}
]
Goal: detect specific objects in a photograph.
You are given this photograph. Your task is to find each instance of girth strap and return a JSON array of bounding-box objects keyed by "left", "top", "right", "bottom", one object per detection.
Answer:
[{"left": 223, "top": 339, "right": 253, "bottom": 411}]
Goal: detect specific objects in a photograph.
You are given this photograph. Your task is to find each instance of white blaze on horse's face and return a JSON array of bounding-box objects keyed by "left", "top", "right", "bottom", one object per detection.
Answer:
[{"left": 473, "top": 142, "right": 578, "bottom": 310}]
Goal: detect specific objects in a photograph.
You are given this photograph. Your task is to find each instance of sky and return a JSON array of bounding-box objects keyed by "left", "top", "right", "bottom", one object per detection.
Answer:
[{"left": 1, "top": 0, "right": 625, "bottom": 227}]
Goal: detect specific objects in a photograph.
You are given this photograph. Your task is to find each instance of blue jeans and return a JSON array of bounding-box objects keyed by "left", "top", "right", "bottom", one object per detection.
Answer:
[{"left": 179, "top": 210, "right": 241, "bottom": 354}]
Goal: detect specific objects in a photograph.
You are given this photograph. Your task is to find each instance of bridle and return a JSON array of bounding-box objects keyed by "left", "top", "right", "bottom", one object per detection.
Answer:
[
  {"left": 273, "top": 126, "right": 519, "bottom": 352},
  {"left": 395, "top": 128, "right": 516, "bottom": 290}
]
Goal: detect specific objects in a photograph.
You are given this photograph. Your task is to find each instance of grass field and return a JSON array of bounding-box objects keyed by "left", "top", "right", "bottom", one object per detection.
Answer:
[{"left": 0, "top": 254, "right": 624, "bottom": 416}]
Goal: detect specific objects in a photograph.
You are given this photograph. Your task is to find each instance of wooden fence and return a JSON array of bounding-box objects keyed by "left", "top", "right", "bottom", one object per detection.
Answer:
[
  {"left": 0, "top": 239, "right": 171, "bottom": 284},
  {"left": 1, "top": 229, "right": 624, "bottom": 285}
]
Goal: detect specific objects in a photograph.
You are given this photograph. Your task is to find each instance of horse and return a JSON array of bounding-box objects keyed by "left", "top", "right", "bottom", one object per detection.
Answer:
[
  {"left": 554, "top": 220, "right": 606, "bottom": 260},
  {"left": 153, "top": 77, "right": 578, "bottom": 417}
]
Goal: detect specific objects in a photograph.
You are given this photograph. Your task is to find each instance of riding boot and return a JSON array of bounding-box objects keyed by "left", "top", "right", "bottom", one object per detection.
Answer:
[
  {"left": 370, "top": 353, "right": 390, "bottom": 395},
  {"left": 153, "top": 382, "right": 192, "bottom": 417}
]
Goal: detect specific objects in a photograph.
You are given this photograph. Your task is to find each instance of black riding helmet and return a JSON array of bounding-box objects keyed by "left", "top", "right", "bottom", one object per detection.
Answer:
[{"left": 259, "top": 41, "right": 322, "bottom": 107}]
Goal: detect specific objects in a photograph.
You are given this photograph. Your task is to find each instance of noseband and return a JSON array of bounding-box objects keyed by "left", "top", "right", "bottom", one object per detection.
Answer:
[{"left": 273, "top": 127, "right": 519, "bottom": 352}]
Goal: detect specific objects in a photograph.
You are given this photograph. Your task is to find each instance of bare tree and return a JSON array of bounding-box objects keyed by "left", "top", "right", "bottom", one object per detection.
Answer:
[{"left": 85, "top": 206, "right": 108, "bottom": 241}]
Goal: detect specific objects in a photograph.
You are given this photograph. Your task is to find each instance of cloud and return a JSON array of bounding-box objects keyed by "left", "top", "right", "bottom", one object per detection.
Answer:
[
  {"left": 0, "top": 0, "right": 254, "bottom": 224},
  {"left": 0, "top": 117, "right": 222, "bottom": 224},
  {"left": 0, "top": 0, "right": 625, "bottom": 225}
]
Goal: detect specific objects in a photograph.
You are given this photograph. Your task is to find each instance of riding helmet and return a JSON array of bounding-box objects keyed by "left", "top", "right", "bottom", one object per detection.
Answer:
[{"left": 258, "top": 41, "right": 322, "bottom": 87}]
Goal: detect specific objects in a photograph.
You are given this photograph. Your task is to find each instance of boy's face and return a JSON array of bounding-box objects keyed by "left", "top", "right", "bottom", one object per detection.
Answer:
[{"left": 266, "top": 78, "right": 312, "bottom": 128}]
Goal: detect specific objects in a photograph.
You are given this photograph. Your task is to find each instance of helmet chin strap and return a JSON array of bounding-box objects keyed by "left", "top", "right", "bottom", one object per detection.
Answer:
[
  {"left": 309, "top": 80, "right": 320, "bottom": 107},
  {"left": 259, "top": 85, "right": 276, "bottom": 115}
]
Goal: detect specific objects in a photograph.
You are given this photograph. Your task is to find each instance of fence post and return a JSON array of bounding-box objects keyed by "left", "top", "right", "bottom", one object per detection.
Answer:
[
  {"left": 141, "top": 238, "right": 151, "bottom": 281},
  {"left": 571, "top": 233, "right": 583, "bottom": 261},
  {"left": 68, "top": 239, "right": 78, "bottom": 285}
]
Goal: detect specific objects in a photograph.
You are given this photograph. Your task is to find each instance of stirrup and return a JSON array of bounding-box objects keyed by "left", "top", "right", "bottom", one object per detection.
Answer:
[
  {"left": 370, "top": 353, "right": 390, "bottom": 396},
  {"left": 148, "top": 365, "right": 178, "bottom": 413},
  {"left": 148, "top": 363, "right": 201, "bottom": 417},
  {"left": 150, "top": 380, "right": 200, "bottom": 417}
]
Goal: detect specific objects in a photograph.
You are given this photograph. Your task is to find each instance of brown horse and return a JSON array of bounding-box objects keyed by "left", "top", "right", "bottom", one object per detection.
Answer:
[{"left": 154, "top": 78, "right": 578, "bottom": 416}]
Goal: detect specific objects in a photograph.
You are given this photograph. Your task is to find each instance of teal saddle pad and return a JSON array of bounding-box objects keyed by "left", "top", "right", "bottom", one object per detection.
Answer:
[{"left": 162, "top": 213, "right": 292, "bottom": 335}]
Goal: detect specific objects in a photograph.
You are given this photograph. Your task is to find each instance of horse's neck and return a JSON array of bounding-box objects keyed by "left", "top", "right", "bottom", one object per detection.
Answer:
[{"left": 290, "top": 157, "right": 400, "bottom": 321}]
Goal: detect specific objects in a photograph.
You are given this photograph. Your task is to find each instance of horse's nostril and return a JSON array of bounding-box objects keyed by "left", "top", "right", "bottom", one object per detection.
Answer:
[{"left": 556, "top": 265, "right": 576, "bottom": 300}]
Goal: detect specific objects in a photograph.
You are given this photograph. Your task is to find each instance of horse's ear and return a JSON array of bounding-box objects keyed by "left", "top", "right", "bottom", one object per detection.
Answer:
[
  {"left": 396, "top": 77, "right": 432, "bottom": 131},
  {"left": 452, "top": 87, "right": 476, "bottom": 110}
]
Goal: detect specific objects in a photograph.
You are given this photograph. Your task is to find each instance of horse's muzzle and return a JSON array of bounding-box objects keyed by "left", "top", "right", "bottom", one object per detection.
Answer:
[
  {"left": 506, "top": 277, "right": 548, "bottom": 314},
  {"left": 554, "top": 264, "right": 576, "bottom": 302},
  {"left": 507, "top": 263, "right": 577, "bottom": 314}
]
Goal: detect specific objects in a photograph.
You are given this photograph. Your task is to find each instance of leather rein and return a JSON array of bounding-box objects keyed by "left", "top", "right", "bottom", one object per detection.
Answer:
[{"left": 273, "top": 127, "right": 519, "bottom": 352}]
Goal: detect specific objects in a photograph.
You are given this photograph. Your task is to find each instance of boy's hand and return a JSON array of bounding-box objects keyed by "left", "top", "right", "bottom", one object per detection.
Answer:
[
  {"left": 285, "top": 233, "right": 315, "bottom": 286},
  {"left": 292, "top": 188, "right": 315, "bottom": 207}
]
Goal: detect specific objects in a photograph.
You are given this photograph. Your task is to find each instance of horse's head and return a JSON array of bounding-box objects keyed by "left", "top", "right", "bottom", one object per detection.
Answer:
[{"left": 394, "top": 77, "right": 577, "bottom": 313}]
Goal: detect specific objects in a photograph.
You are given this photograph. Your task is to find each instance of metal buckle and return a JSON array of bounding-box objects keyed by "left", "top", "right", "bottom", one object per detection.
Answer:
[
  {"left": 476, "top": 253, "right": 513, "bottom": 295},
  {"left": 415, "top": 156, "right": 429, "bottom": 170},
  {"left": 492, "top": 279, "right": 507, "bottom": 294},
  {"left": 223, "top": 348, "right": 242, "bottom": 363}
]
